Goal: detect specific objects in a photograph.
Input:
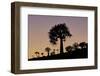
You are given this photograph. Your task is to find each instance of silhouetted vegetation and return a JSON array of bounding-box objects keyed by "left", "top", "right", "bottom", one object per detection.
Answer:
[
  {"left": 28, "top": 23, "right": 88, "bottom": 61},
  {"left": 28, "top": 42, "right": 88, "bottom": 61},
  {"left": 49, "top": 23, "right": 72, "bottom": 54},
  {"left": 45, "top": 47, "right": 51, "bottom": 56},
  {"left": 35, "top": 51, "right": 39, "bottom": 57}
]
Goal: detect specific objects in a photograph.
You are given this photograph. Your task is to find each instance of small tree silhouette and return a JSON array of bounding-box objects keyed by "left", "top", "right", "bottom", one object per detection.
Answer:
[
  {"left": 73, "top": 42, "right": 79, "bottom": 50},
  {"left": 41, "top": 53, "right": 44, "bottom": 57},
  {"left": 79, "top": 42, "right": 87, "bottom": 49},
  {"left": 53, "top": 49, "right": 56, "bottom": 55},
  {"left": 65, "top": 46, "right": 73, "bottom": 53},
  {"left": 49, "top": 23, "right": 72, "bottom": 54},
  {"left": 35, "top": 52, "right": 39, "bottom": 57},
  {"left": 56, "top": 49, "right": 59, "bottom": 54},
  {"left": 45, "top": 47, "right": 51, "bottom": 56}
]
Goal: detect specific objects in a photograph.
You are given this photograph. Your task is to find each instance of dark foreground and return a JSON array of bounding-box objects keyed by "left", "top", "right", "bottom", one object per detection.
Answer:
[{"left": 28, "top": 48, "right": 88, "bottom": 61}]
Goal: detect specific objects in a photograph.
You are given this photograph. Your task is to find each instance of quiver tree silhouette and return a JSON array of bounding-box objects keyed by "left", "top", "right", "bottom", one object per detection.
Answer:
[
  {"left": 49, "top": 23, "right": 72, "bottom": 54},
  {"left": 45, "top": 47, "right": 51, "bottom": 56},
  {"left": 79, "top": 42, "right": 87, "bottom": 49},
  {"left": 73, "top": 42, "right": 79, "bottom": 50},
  {"left": 41, "top": 53, "right": 44, "bottom": 57},
  {"left": 35, "top": 52, "right": 39, "bottom": 57},
  {"left": 53, "top": 49, "right": 56, "bottom": 55},
  {"left": 65, "top": 46, "right": 73, "bottom": 53},
  {"left": 56, "top": 49, "right": 59, "bottom": 54}
]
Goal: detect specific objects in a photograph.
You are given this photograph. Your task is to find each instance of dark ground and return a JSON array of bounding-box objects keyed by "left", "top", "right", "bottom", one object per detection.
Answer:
[{"left": 28, "top": 48, "right": 88, "bottom": 61}]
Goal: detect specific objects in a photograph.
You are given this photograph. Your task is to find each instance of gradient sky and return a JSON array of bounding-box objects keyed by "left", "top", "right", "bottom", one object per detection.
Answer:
[{"left": 28, "top": 15, "right": 88, "bottom": 59}]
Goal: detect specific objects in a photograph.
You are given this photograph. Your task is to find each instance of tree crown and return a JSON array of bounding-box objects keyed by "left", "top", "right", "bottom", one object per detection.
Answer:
[{"left": 49, "top": 23, "right": 72, "bottom": 44}]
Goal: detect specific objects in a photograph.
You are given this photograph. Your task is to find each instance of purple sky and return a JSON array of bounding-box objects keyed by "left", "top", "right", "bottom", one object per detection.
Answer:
[{"left": 28, "top": 15, "right": 88, "bottom": 58}]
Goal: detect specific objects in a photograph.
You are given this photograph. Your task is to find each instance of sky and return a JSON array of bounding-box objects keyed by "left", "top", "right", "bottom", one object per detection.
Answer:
[{"left": 28, "top": 15, "right": 88, "bottom": 59}]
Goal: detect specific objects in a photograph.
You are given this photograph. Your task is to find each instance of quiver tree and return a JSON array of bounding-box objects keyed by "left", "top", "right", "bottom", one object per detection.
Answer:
[
  {"left": 35, "top": 51, "right": 39, "bottom": 57},
  {"left": 79, "top": 42, "right": 88, "bottom": 49},
  {"left": 73, "top": 42, "right": 79, "bottom": 50},
  {"left": 65, "top": 46, "right": 73, "bottom": 53},
  {"left": 41, "top": 53, "right": 44, "bottom": 57},
  {"left": 49, "top": 23, "right": 72, "bottom": 54},
  {"left": 45, "top": 47, "right": 51, "bottom": 56}
]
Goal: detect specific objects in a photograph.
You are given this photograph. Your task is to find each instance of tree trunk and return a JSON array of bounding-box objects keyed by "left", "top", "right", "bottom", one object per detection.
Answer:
[
  {"left": 48, "top": 52, "right": 49, "bottom": 56},
  {"left": 60, "top": 38, "right": 63, "bottom": 54}
]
